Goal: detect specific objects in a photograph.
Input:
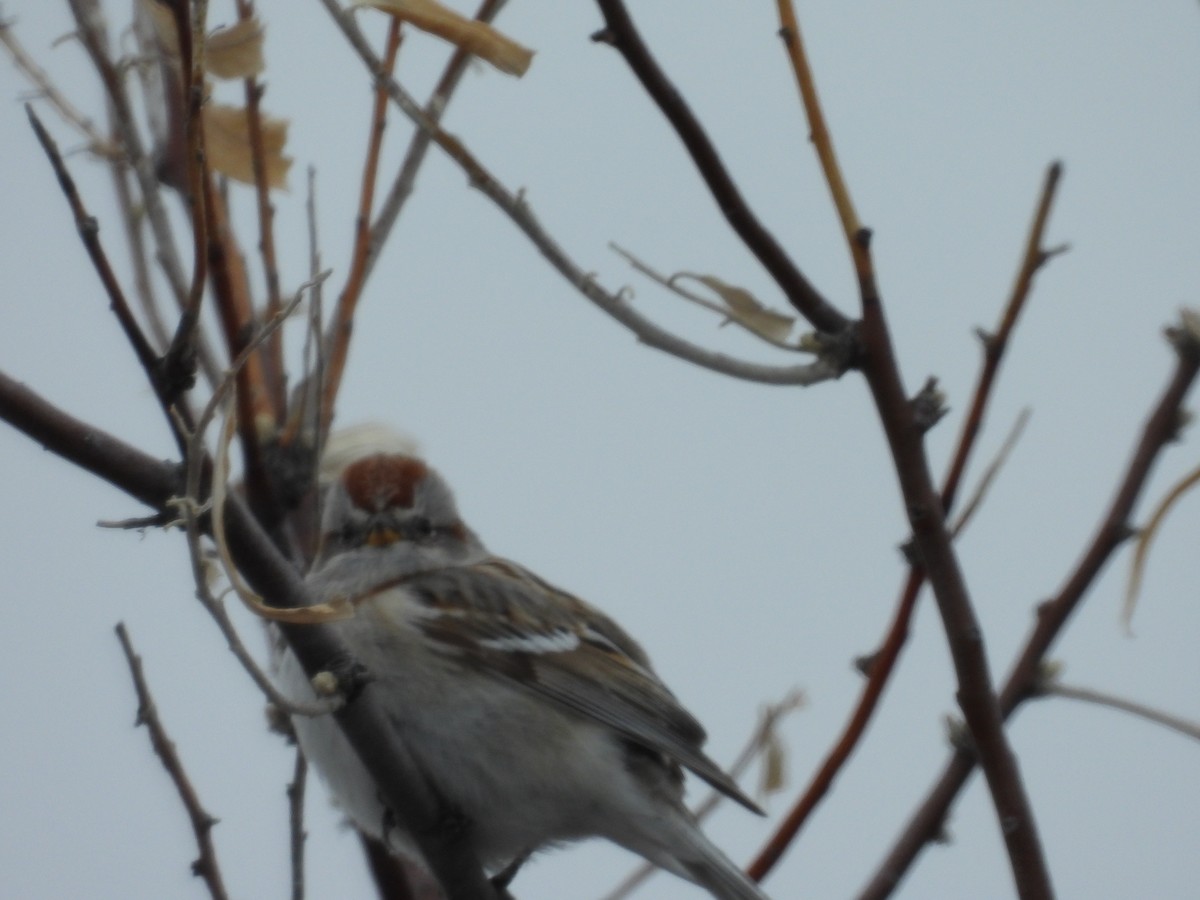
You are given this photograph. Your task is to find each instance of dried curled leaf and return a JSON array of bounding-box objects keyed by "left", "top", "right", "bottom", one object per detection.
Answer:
[
  {"left": 207, "top": 17, "right": 265, "bottom": 79},
  {"left": 204, "top": 104, "right": 292, "bottom": 189},
  {"left": 356, "top": 0, "right": 533, "bottom": 76},
  {"left": 678, "top": 273, "right": 796, "bottom": 342},
  {"left": 758, "top": 721, "right": 788, "bottom": 797}
]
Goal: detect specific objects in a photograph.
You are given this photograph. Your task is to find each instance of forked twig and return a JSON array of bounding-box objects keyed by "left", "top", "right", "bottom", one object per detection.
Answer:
[
  {"left": 858, "top": 323, "right": 1200, "bottom": 899},
  {"left": 750, "top": 164, "right": 1065, "bottom": 885},
  {"left": 591, "top": 0, "right": 846, "bottom": 335},
  {"left": 319, "top": 0, "right": 844, "bottom": 387},
  {"left": 114, "top": 622, "right": 230, "bottom": 900},
  {"left": 319, "top": 17, "right": 404, "bottom": 442},
  {"left": 0, "top": 13, "right": 117, "bottom": 156},
  {"left": 288, "top": 749, "right": 309, "bottom": 900},
  {"left": 363, "top": 0, "right": 509, "bottom": 286}
]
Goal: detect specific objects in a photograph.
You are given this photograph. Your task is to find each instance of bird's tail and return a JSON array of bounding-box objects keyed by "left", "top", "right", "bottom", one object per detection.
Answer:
[{"left": 623, "top": 814, "right": 770, "bottom": 900}]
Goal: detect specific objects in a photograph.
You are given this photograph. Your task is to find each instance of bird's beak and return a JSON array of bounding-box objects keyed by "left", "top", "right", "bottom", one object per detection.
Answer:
[{"left": 366, "top": 525, "right": 402, "bottom": 547}]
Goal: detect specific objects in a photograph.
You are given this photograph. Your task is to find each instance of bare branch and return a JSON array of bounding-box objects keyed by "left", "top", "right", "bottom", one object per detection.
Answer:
[
  {"left": 949, "top": 408, "right": 1032, "bottom": 539},
  {"left": 941, "top": 162, "right": 1065, "bottom": 514},
  {"left": 318, "top": 0, "right": 847, "bottom": 389},
  {"left": 288, "top": 750, "right": 309, "bottom": 900},
  {"left": 66, "top": 0, "right": 191, "bottom": 306},
  {"left": 25, "top": 105, "right": 194, "bottom": 447},
  {"left": 320, "top": 18, "right": 404, "bottom": 442},
  {"left": 1034, "top": 675, "right": 1200, "bottom": 744},
  {"left": 363, "top": 0, "right": 510, "bottom": 287},
  {"left": 590, "top": 1, "right": 848, "bottom": 336},
  {"left": 0, "top": 13, "right": 117, "bottom": 156},
  {"left": 859, "top": 323, "right": 1200, "bottom": 899},
  {"left": 774, "top": 0, "right": 870, "bottom": 289},
  {"left": 114, "top": 622, "right": 230, "bottom": 900}
]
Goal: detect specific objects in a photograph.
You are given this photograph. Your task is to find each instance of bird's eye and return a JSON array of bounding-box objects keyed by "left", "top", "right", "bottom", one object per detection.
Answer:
[{"left": 408, "top": 516, "right": 434, "bottom": 541}]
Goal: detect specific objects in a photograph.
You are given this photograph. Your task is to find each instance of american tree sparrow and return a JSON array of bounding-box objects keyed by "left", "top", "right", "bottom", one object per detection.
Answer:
[{"left": 279, "top": 447, "right": 769, "bottom": 899}]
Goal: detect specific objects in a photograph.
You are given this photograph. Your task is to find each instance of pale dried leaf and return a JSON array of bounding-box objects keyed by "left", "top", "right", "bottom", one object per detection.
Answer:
[
  {"left": 204, "top": 104, "right": 292, "bottom": 189},
  {"left": 207, "top": 17, "right": 265, "bottom": 79},
  {"left": 356, "top": 0, "right": 534, "bottom": 76},
  {"left": 758, "top": 723, "right": 788, "bottom": 797},
  {"left": 694, "top": 274, "right": 795, "bottom": 342}
]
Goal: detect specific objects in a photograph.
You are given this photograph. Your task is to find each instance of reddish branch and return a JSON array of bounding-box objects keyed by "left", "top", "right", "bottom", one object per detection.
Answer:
[
  {"left": 232, "top": 0, "right": 288, "bottom": 420},
  {"left": 319, "top": 19, "right": 405, "bottom": 442},
  {"left": 115, "top": 622, "right": 230, "bottom": 900},
  {"left": 749, "top": 162, "right": 1065, "bottom": 879},
  {"left": 591, "top": 4, "right": 1055, "bottom": 896},
  {"left": 859, "top": 330, "right": 1200, "bottom": 898}
]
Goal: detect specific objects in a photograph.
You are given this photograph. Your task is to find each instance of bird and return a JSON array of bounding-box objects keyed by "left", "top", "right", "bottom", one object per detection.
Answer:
[{"left": 278, "top": 439, "right": 770, "bottom": 899}]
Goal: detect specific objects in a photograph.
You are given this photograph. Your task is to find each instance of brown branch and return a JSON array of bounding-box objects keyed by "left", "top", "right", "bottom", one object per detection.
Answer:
[
  {"left": 26, "top": 105, "right": 193, "bottom": 446},
  {"left": 319, "top": 18, "right": 404, "bottom": 442},
  {"left": 941, "top": 162, "right": 1064, "bottom": 513},
  {"left": 237, "top": 6, "right": 288, "bottom": 421},
  {"left": 362, "top": 0, "right": 507, "bottom": 287},
  {"left": 0, "top": 373, "right": 502, "bottom": 900},
  {"left": 114, "top": 622, "right": 230, "bottom": 900},
  {"left": 66, "top": 0, "right": 191, "bottom": 307},
  {"left": 160, "top": 0, "right": 213, "bottom": 400},
  {"left": 857, "top": 231, "right": 1053, "bottom": 898},
  {"left": 1035, "top": 679, "right": 1200, "bottom": 744},
  {"left": 750, "top": 163, "right": 1065, "bottom": 884},
  {"left": 590, "top": 1, "right": 848, "bottom": 337},
  {"left": 0, "top": 13, "right": 117, "bottom": 157},
  {"left": 288, "top": 749, "right": 308, "bottom": 900},
  {"left": 774, "top": 0, "right": 871, "bottom": 289},
  {"left": 858, "top": 323, "right": 1200, "bottom": 899}
]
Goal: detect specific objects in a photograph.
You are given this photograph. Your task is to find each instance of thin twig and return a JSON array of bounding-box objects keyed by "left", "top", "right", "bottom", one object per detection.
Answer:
[
  {"left": 109, "top": 151, "right": 172, "bottom": 353},
  {"left": 610, "top": 243, "right": 811, "bottom": 352},
  {"left": 748, "top": 161, "right": 1067, "bottom": 894},
  {"left": 319, "top": 18, "right": 403, "bottom": 443},
  {"left": 26, "top": 105, "right": 193, "bottom": 449},
  {"left": 0, "top": 13, "right": 117, "bottom": 156},
  {"left": 941, "top": 163, "right": 1065, "bottom": 514},
  {"left": 319, "top": 0, "right": 845, "bottom": 387},
  {"left": 171, "top": 277, "right": 345, "bottom": 715},
  {"left": 158, "top": 0, "right": 214, "bottom": 404},
  {"left": 362, "top": 0, "right": 507, "bottom": 286},
  {"left": 950, "top": 408, "right": 1032, "bottom": 538},
  {"left": 1037, "top": 679, "right": 1200, "bottom": 743},
  {"left": 1123, "top": 461, "right": 1200, "bottom": 631},
  {"left": 114, "top": 623, "right": 230, "bottom": 900},
  {"left": 858, "top": 322, "right": 1200, "bottom": 899},
  {"left": 591, "top": 0, "right": 847, "bottom": 336},
  {"left": 288, "top": 749, "right": 309, "bottom": 900},
  {"left": 774, "top": 0, "right": 870, "bottom": 288}
]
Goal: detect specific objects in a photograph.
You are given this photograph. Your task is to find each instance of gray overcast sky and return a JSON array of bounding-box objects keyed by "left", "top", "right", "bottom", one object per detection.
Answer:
[{"left": 2, "top": 3, "right": 1199, "bottom": 898}]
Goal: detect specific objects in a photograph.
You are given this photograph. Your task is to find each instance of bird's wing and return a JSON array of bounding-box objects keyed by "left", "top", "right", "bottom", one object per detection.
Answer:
[{"left": 394, "top": 558, "right": 762, "bottom": 814}]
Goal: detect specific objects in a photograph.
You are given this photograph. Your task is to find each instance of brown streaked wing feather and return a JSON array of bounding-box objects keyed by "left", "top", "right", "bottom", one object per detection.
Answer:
[{"left": 403, "top": 560, "right": 763, "bottom": 814}]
